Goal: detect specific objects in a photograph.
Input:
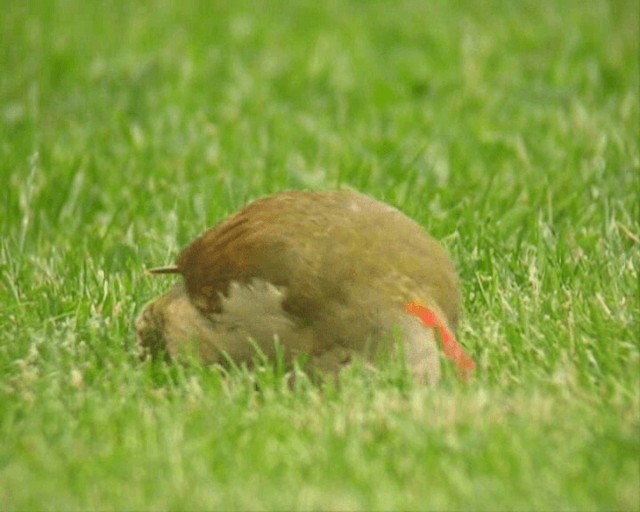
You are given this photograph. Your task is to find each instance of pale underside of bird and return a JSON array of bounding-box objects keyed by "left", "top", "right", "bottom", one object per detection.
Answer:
[{"left": 135, "top": 190, "right": 474, "bottom": 384}]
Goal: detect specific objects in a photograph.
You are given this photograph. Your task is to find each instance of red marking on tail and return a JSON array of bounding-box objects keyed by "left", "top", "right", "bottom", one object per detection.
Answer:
[{"left": 405, "top": 301, "right": 475, "bottom": 380}]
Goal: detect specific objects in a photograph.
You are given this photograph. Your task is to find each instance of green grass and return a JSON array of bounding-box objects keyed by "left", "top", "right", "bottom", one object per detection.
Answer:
[{"left": 1, "top": 0, "right": 638, "bottom": 510}]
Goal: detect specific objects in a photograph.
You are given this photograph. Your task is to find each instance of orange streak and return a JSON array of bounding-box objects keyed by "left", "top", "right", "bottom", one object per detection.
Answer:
[{"left": 405, "top": 301, "right": 475, "bottom": 380}]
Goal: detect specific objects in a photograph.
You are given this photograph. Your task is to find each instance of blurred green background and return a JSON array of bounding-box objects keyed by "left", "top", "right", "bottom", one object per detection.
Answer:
[{"left": 1, "top": 1, "right": 638, "bottom": 510}]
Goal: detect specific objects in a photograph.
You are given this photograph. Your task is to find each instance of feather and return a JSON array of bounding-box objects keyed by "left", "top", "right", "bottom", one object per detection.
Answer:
[{"left": 147, "top": 266, "right": 181, "bottom": 275}]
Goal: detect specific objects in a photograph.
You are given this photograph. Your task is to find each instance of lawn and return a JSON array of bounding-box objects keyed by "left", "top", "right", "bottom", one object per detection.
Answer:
[{"left": 1, "top": 0, "right": 638, "bottom": 510}]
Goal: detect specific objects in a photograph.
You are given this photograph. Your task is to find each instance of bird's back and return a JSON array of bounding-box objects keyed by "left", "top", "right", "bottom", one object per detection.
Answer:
[{"left": 176, "top": 190, "right": 460, "bottom": 330}]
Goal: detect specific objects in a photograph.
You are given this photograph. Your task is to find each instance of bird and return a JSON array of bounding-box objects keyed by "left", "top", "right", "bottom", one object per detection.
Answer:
[{"left": 135, "top": 190, "right": 474, "bottom": 384}]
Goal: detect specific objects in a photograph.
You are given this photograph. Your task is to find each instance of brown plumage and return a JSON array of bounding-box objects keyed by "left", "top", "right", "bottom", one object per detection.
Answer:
[{"left": 136, "top": 190, "right": 463, "bottom": 384}]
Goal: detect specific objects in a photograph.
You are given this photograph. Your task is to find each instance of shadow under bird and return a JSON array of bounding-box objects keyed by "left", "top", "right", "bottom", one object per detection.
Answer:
[{"left": 136, "top": 190, "right": 474, "bottom": 384}]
